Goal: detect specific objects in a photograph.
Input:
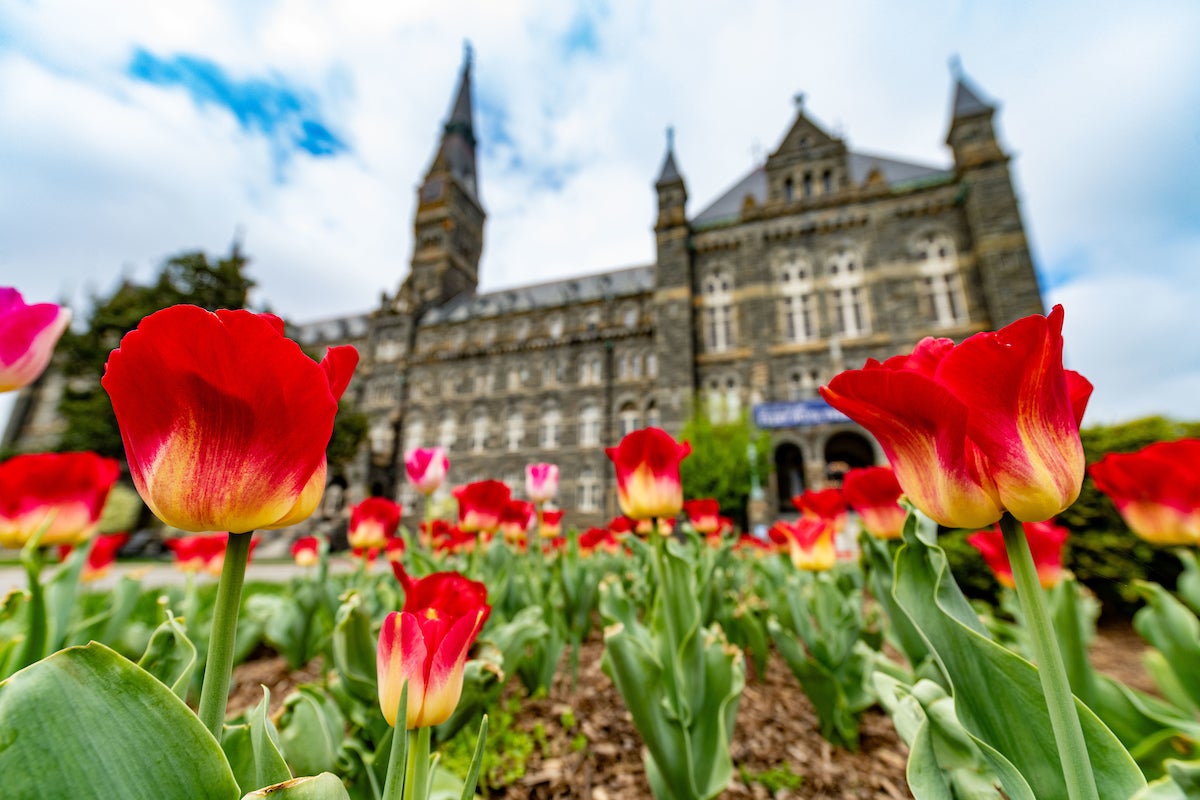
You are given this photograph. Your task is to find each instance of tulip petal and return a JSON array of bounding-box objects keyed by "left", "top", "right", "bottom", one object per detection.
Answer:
[
  {"left": 935, "top": 306, "right": 1085, "bottom": 522},
  {"left": 821, "top": 366, "right": 1002, "bottom": 529},
  {"left": 0, "top": 289, "right": 72, "bottom": 393},
  {"left": 103, "top": 306, "right": 346, "bottom": 532},
  {"left": 420, "top": 609, "right": 487, "bottom": 727}
]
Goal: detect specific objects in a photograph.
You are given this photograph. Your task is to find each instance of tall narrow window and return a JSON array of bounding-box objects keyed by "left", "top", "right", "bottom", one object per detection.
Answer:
[
  {"left": 916, "top": 233, "right": 968, "bottom": 327},
  {"left": 827, "top": 247, "right": 870, "bottom": 338},
  {"left": 579, "top": 404, "right": 602, "bottom": 447},
  {"left": 779, "top": 257, "right": 816, "bottom": 343},
  {"left": 470, "top": 411, "right": 489, "bottom": 453},
  {"left": 577, "top": 468, "right": 601, "bottom": 512},
  {"left": 821, "top": 169, "right": 833, "bottom": 195},
  {"left": 505, "top": 411, "right": 523, "bottom": 452},
  {"left": 618, "top": 402, "right": 640, "bottom": 437},
  {"left": 645, "top": 400, "right": 661, "bottom": 429},
  {"left": 438, "top": 413, "right": 457, "bottom": 450},
  {"left": 540, "top": 407, "right": 561, "bottom": 450},
  {"left": 702, "top": 272, "right": 735, "bottom": 353}
]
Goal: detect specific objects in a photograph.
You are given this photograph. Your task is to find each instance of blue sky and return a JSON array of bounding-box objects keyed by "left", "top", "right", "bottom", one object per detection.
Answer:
[{"left": 1, "top": 1, "right": 1199, "bottom": 427}]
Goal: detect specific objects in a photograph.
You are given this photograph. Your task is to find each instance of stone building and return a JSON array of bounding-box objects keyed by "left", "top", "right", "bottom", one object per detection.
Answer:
[{"left": 3, "top": 53, "right": 1044, "bottom": 529}]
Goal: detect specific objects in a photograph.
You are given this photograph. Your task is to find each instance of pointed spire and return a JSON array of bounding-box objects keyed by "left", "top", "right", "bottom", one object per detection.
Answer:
[
  {"left": 656, "top": 126, "right": 683, "bottom": 186},
  {"left": 432, "top": 41, "right": 479, "bottom": 203},
  {"left": 948, "top": 58, "right": 994, "bottom": 119}
]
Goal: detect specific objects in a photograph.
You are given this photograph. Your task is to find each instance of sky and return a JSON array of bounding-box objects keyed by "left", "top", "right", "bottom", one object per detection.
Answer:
[{"left": 2, "top": 0, "right": 1199, "bottom": 429}]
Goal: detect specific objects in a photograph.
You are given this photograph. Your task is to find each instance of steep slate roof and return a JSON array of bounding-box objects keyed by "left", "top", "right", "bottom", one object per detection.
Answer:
[
  {"left": 292, "top": 313, "right": 371, "bottom": 345},
  {"left": 433, "top": 49, "right": 480, "bottom": 204},
  {"left": 692, "top": 150, "right": 952, "bottom": 228},
  {"left": 951, "top": 77, "right": 993, "bottom": 119},
  {"left": 421, "top": 265, "right": 654, "bottom": 325}
]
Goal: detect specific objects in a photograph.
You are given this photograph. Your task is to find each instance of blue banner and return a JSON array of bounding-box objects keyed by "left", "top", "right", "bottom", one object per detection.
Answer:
[{"left": 753, "top": 400, "right": 850, "bottom": 429}]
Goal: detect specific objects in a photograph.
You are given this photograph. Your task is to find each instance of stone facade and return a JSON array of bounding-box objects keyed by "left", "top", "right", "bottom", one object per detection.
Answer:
[{"left": 2, "top": 57, "right": 1043, "bottom": 530}]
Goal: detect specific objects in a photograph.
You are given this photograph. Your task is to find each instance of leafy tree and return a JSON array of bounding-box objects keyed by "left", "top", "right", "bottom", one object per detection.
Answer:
[
  {"left": 678, "top": 404, "right": 771, "bottom": 529},
  {"left": 326, "top": 401, "right": 368, "bottom": 473},
  {"left": 55, "top": 244, "right": 255, "bottom": 458}
]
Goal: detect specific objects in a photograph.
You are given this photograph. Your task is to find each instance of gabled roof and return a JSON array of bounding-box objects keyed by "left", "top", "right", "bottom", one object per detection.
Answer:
[
  {"left": 692, "top": 150, "right": 951, "bottom": 227},
  {"left": 421, "top": 265, "right": 655, "bottom": 325}
]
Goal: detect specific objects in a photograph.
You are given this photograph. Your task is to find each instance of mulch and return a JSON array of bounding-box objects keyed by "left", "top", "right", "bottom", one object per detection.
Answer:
[{"left": 228, "top": 622, "right": 1150, "bottom": 799}]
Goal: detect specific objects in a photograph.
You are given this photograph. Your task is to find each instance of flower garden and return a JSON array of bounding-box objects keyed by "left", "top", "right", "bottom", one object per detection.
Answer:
[{"left": 2, "top": 288, "right": 1200, "bottom": 799}]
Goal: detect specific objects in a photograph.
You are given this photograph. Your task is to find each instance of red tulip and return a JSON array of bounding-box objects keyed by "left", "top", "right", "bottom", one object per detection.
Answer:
[
  {"left": 525, "top": 463, "right": 559, "bottom": 504},
  {"left": 406, "top": 447, "right": 450, "bottom": 495},
  {"left": 452, "top": 480, "right": 511, "bottom": 534},
  {"left": 792, "top": 488, "right": 847, "bottom": 530},
  {"left": 166, "top": 533, "right": 231, "bottom": 574},
  {"left": 0, "top": 452, "right": 120, "bottom": 548},
  {"left": 0, "top": 288, "right": 72, "bottom": 393},
  {"left": 59, "top": 532, "right": 129, "bottom": 581},
  {"left": 683, "top": 498, "right": 722, "bottom": 535},
  {"left": 1090, "top": 439, "right": 1200, "bottom": 545},
  {"left": 734, "top": 534, "right": 774, "bottom": 557},
  {"left": 769, "top": 518, "right": 836, "bottom": 571},
  {"left": 821, "top": 306, "right": 1092, "bottom": 528},
  {"left": 431, "top": 524, "right": 477, "bottom": 554},
  {"left": 635, "top": 516, "right": 674, "bottom": 537},
  {"left": 291, "top": 536, "right": 320, "bottom": 568},
  {"left": 606, "top": 427, "right": 691, "bottom": 521},
  {"left": 498, "top": 499, "right": 535, "bottom": 544},
  {"left": 379, "top": 568, "right": 491, "bottom": 729},
  {"left": 607, "top": 516, "right": 635, "bottom": 537},
  {"left": 102, "top": 306, "right": 357, "bottom": 533},
  {"left": 842, "top": 466, "right": 906, "bottom": 540},
  {"left": 385, "top": 536, "right": 406, "bottom": 563},
  {"left": 348, "top": 497, "right": 402, "bottom": 551},
  {"left": 579, "top": 526, "right": 620, "bottom": 555},
  {"left": 539, "top": 508, "right": 564, "bottom": 538},
  {"left": 967, "top": 519, "right": 1069, "bottom": 589}
]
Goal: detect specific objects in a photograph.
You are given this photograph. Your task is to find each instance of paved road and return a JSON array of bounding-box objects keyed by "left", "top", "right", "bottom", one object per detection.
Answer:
[{"left": 0, "top": 559, "right": 358, "bottom": 594}]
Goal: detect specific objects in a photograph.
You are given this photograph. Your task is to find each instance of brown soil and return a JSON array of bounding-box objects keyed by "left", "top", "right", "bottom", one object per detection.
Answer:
[{"left": 227, "top": 623, "right": 1151, "bottom": 799}]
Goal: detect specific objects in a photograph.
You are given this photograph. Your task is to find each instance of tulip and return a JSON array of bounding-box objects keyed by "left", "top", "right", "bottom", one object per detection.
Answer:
[
  {"left": 525, "top": 463, "right": 559, "bottom": 504},
  {"left": 820, "top": 306, "right": 1092, "bottom": 528},
  {"left": 769, "top": 518, "right": 836, "bottom": 571},
  {"left": 452, "top": 480, "right": 511, "bottom": 534},
  {"left": 734, "top": 534, "right": 774, "bottom": 557},
  {"left": 378, "top": 568, "right": 491, "bottom": 729},
  {"left": 968, "top": 519, "right": 1069, "bottom": 589},
  {"left": 291, "top": 536, "right": 320, "bottom": 568},
  {"left": 842, "top": 466, "right": 906, "bottom": 540},
  {"left": 406, "top": 447, "right": 450, "bottom": 495},
  {"left": 0, "top": 287, "right": 72, "bottom": 393},
  {"left": 539, "top": 508, "right": 564, "bottom": 538},
  {"left": 420, "top": 518, "right": 452, "bottom": 549},
  {"left": 635, "top": 516, "right": 674, "bottom": 537},
  {"left": 431, "top": 524, "right": 477, "bottom": 554},
  {"left": 579, "top": 526, "right": 620, "bottom": 555},
  {"left": 59, "top": 532, "right": 129, "bottom": 581},
  {"left": 792, "top": 488, "right": 847, "bottom": 529},
  {"left": 683, "top": 498, "right": 722, "bottom": 535},
  {"left": 498, "top": 499, "right": 534, "bottom": 545},
  {"left": 348, "top": 497, "right": 402, "bottom": 551},
  {"left": 607, "top": 515, "right": 635, "bottom": 537},
  {"left": 606, "top": 427, "right": 691, "bottom": 521},
  {"left": 1090, "top": 439, "right": 1200, "bottom": 546},
  {"left": 0, "top": 452, "right": 121, "bottom": 548},
  {"left": 165, "top": 533, "right": 230, "bottom": 574},
  {"left": 384, "top": 536, "right": 406, "bottom": 563},
  {"left": 102, "top": 306, "right": 358, "bottom": 533}
]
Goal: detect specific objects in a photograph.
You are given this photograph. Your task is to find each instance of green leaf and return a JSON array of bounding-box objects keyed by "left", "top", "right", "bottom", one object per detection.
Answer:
[
  {"left": 278, "top": 685, "right": 346, "bottom": 777},
  {"left": 0, "top": 642, "right": 240, "bottom": 800},
  {"left": 241, "top": 773, "right": 351, "bottom": 799},
  {"left": 137, "top": 603, "right": 198, "bottom": 701},
  {"left": 224, "top": 687, "right": 293, "bottom": 794},
  {"left": 1133, "top": 581, "right": 1200, "bottom": 711},
  {"left": 332, "top": 591, "right": 377, "bottom": 703},
  {"left": 892, "top": 514, "right": 1146, "bottom": 800}
]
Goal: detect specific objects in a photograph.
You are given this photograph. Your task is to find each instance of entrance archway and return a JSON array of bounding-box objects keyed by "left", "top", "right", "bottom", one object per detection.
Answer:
[
  {"left": 823, "top": 431, "right": 876, "bottom": 484},
  {"left": 774, "top": 443, "right": 806, "bottom": 512}
]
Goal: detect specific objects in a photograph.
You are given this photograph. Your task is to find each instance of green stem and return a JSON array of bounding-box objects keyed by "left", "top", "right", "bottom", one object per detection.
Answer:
[
  {"left": 1000, "top": 514, "right": 1099, "bottom": 800},
  {"left": 402, "top": 725, "right": 432, "bottom": 800},
  {"left": 380, "top": 682, "right": 410, "bottom": 800},
  {"left": 19, "top": 545, "right": 47, "bottom": 668},
  {"left": 196, "top": 531, "right": 254, "bottom": 740}
]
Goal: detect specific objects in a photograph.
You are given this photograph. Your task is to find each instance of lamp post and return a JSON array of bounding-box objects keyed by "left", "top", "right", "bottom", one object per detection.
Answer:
[{"left": 746, "top": 441, "right": 768, "bottom": 538}]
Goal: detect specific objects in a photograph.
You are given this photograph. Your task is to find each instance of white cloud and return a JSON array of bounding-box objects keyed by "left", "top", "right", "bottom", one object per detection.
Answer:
[{"left": 2, "top": 0, "right": 1200, "bottom": 436}]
